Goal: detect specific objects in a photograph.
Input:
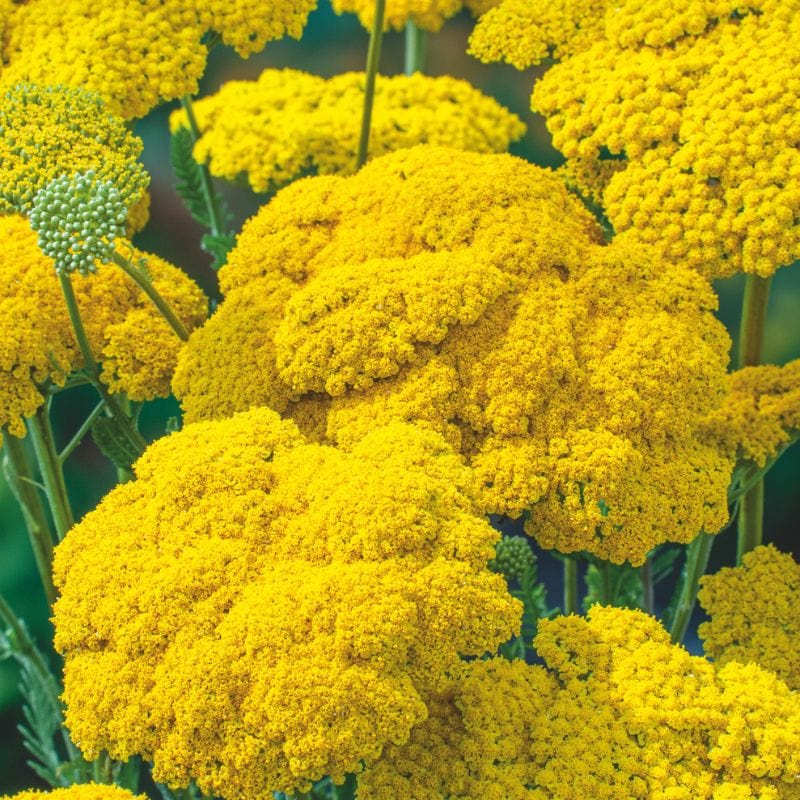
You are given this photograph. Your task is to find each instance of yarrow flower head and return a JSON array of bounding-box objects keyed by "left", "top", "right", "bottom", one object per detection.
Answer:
[
  {"left": 360, "top": 607, "right": 800, "bottom": 799},
  {"left": 0, "top": 214, "right": 207, "bottom": 439},
  {"left": 699, "top": 545, "right": 800, "bottom": 690},
  {"left": 1, "top": 786, "right": 145, "bottom": 800},
  {"left": 29, "top": 171, "right": 126, "bottom": 275},
  {"left": 170, "top": 69, "right": 525, "bottom": 193},
  {"left": 471, "top": 0, "right": 800, "bottom": 278},
  {"left": 332, "top": 0, "right": 499, "bottom": 32},
  {"left": 174, "top": 146, "right": 734, "bottom": 565},
  {"left": 0, "top": 83, "right": 148, "bottom": 221},
  {"left": 53, "top": 408, "right": 519, "bottom": 797},
  {"left": 0, "top": 0, "right": 317, "bottom": 118}
]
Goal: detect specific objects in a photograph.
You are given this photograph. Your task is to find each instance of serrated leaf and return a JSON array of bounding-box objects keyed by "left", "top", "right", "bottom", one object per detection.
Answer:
[
  {"left": 201, "top": 231, "right": 236, "bottom": 269},
  {"left": 170, "top": 127, "right": 211, "bottom": 229},
  {"left": 91, "top": 416, "right": 141, "bottom": 471}
]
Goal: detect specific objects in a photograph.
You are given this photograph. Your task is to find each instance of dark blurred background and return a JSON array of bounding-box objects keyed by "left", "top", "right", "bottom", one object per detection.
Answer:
[{"left": 1, "top": 1, "right": 798, "bottom": 790}]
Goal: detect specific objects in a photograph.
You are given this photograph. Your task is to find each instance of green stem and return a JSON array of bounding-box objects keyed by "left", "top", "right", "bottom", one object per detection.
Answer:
[
  {"left": 598, "top": 560, "right": 612, "bottom": 606},
  {"left": 112, "top": 252, "right": 189, "bottom": 341},
  {"left": 58, "top": 400, "right": 105, "bottom": 465},
  {"left": 735, "top": 274, "right": 772, "bottom": 562},
  {"left": 563, "top": 557, "right": 578, "bottom": 615},
  {"left": 27, "top": 406, "right": 74, "bottom": 541},
  {"left": 404, "top": 20, "right": 427, "bottom": 74},
  {"left": 357, "top": 0, "right": 387, "bottom": 168},
  {"left": 58, "top": 273, "right": 147, "bottom": 457},
  {"left": 640, "top": 556, "right": 654, "bottom": 616},
  {"left": 669, "top": 532, "right": 715, "bottom": 644},
  {"left": 2, "top": 435, "right": 57, "bottom": 606},
  {"left": 180, "top": 95, "right": 225, "bottom": 238},
  {"left": 337, "top": 774, "right": 358, "bottom": 800}
]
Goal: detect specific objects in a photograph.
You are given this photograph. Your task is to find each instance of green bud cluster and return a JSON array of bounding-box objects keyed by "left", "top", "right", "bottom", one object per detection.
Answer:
[
  {"left": 29, "top": 171, "right": 126, "bottom": 275},
  {"left": 489, "top": 535, "right": 537, "bottom": 580}
]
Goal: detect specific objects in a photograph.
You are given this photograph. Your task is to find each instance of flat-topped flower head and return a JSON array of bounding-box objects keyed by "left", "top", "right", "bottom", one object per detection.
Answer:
[
  {"left": 699, "top": 545, "right": 800, "bottom": 690},
  {"left": 701, "top": 358, "right": 800, "bottom": 468},
  {"left": 0, "top": 83, "right": 148, "bottom": 217},
  {"left": 1, "top": 786, "right": 146, "bottom": 800},
  {"left": 332, "top": 0, "right": 499, "bottom": 32},
  {"left": 0, "top": 0, "right": 317, "bottom": 118},
  {"left": 360, "top": 607, "right": 800, "bottom": 799},
  {"left": 0, "top": 214, "right": 207, "bottom": 439},
  {"left": 170, "top": 69, "right": 525, "bottom": 193},
  {"left": 29, "top": 171, "right": 127, "bottom": 275},
  {"left": 174, "top": 146, "right": 734, "bottom": 565},
  {"left": 471, "top": 0, "right": 800, "bottom": 278},
  {"left": 53, "top": 408, "right": 519, "bottom": 797}
]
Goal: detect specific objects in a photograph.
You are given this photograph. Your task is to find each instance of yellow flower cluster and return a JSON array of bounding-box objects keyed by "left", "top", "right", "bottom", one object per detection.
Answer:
[
  {"left": 0, "top": 214, "right": 207, "bottom": 438},
  {"left": 332, "top": 0, "right": 498, "bottom": 32},
  {"left": 0, "top": 0, "right": 316, "bottom": 118},
  {"left": 0, "top": 83, "right": 148, "bottom": 218},
  {"left": 361, "top": 606, "right": 800, "bottom": 799},
  {"left": 470, "top": 0, "right": 800, "bottom": 278},
  {"left": 699, "top": 545, "right": 800, "bottom": 691},
  {"left": 174, "top": 146, "right": 733, "bottom": 565},
  {"left": 1, "top": 786, "right": 144, "bottom": 800},
  {"left": 701, "top": 359, "right": 800, "bottom": 467},
  {"left": 53, "top": 408, "right": 519, "bottom": 797},
  {"left": 170, "top": 69, "right": 525, "bottom": 193}
]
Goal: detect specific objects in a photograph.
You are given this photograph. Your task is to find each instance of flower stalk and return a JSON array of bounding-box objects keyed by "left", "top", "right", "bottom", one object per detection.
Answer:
[
  {"left": 669, "top": 532, "right": 715, "bottom": 644},
  {"left": 736, "top": 274, "right": 772, "bottom": 562},
  {"left": 357, "top": 0, "right": 387, "bottom": 168},
  {"left": 2, "top": 435, "right": 57, "bottom": 605},
  {"left": 26, "top": 405, "right": 75, "bottom": 542},
  {"left": 563, "top": 556, "right": 578, "bottom": 614},
  {"left": 404, "top": 20, "right": 426, "bottom": 74},
  {"left": 112, "top": 251, "right": 189, "bottom": 341}
]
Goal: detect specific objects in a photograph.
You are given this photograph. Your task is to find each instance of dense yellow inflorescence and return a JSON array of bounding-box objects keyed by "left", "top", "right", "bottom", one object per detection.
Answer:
[
  {"left": 0, "top": 83, "right": 147, "bottom": 217},
  {"left": 1, "top": 786, "right": 145, "bottom": 800},
  {"left": 332, "top": 0, "right": 498, "bottom": 32},
  {"left": 0, "top": 0, "right": 317, "bottom": 118},
  {"left": 169, "top": 69, "right": 525, "bottom": 193},
  {"left": 361, "top": 606, "right": 800, "bottom": 800},
  {"left": 699, "top": 545, "right": 800, "bottom": 691},
  {"left": 53, "top": 408, "right": 520, "bottom": 798},
  {"left": 174, "top": 146, "right": 734, "bottom": 565},
  {"left": 470, "top": 0, "right": 800, "bottom": 278},
  {"left": 701, "top": 359, "right": 800, "bottom": 467},
  {"left": 0, "top": 214, "right": 207, "bottom": 438}
]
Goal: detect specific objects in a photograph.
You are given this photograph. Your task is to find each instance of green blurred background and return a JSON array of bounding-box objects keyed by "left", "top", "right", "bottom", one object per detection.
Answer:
[{"left": 1, "top": 1, "right": 798, "bottom": 790}]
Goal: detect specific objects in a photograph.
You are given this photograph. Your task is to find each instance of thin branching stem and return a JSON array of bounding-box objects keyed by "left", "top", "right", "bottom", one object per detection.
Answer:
[
  {"left": 669, "top": 532, "right": 714, "bottom": 644},
  {"left": 563, "top": 557, "right": 578, "bottom": 615},
  {"left": 404, "top": 20, "right": 426, "bottom": 74}
]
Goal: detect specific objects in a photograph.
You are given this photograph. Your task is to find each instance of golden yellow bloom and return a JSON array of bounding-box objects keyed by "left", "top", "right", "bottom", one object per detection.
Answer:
[
  {"left": 0, "top": 0, "right": 316, "bottom": 119},
  {"left": 701, "top": 359, "right": 800, "bottom": 468},
  {"left": 362, "top": 607, "right": 800, "bottom": 799},
  {"left": 174, "top": 146, "right": 733, "bottom": 565},
  {"left": 1, "top": 786, "right": 146, "bottom": 800},
  {"left": 169, "top": 69, "right": 525, "bottom": 193},
  {"left": 0, "top": 83, "right": 148, "bottom": 216},
  {"left": 332, "top": 0, "right": 499, "bottom": 32},
  {"left": 699, "top": 545, "right": 800, "bottom": 691},
  {"left": 53, "top": 408, "right": 520, "bottom": 798},
  {"left": 0, "top": 214, "right": 207, "bottom": 438},
  {"left": 471, "top": 0, "right": 800, "bottom": 278}
]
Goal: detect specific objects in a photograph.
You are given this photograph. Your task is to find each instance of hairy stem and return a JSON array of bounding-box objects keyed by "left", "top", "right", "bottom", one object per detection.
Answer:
[
  {"left": 112, "top": 252, "right": 189, "bottom": 341},
  {"left": 669, "top": 532, "right": 714, "bottom": 644},
  {"left": 404, "top": 20, "right": 426, "bottom": 74},
  {"left": 2, "top": 434, "right": 57, "bottom": 605},
  {"left": 736, "top": 274, "right": 772, "bottom": 562},
  {"left": 180, "top": 95, "right": 225, "bottom": 238},
  {"left": 0, "top": 595, "right": 56, "bottom": 692},
  {"left": 357, "top": 0, "right": 387, "bottom": 168},
  {"left": 26, "top": 406, "right": 74, "bottom": 542}
]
